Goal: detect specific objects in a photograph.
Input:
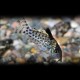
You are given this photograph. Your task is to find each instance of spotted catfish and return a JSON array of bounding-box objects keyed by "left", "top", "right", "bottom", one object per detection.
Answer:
[{"left": 15, "top": 18, "right": 62, "bottom": 62}]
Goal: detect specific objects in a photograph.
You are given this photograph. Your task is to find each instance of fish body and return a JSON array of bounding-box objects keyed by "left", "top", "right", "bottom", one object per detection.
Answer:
[{"left": 16, "top": 18, "right": 62, "bottom": 62}]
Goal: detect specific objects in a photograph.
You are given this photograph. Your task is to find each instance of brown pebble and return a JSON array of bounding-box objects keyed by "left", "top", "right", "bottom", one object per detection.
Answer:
[
  {"left": 16, "top": 58, "right": 26, "bottom": 64},
  {"left": 8, "top": 61, "right": 14, "bottom": 64}
]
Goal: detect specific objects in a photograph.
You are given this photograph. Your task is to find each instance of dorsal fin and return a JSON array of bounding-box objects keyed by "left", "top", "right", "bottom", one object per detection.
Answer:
[{"left": 44, "top": 27, "right": 54, "bottom": 40}]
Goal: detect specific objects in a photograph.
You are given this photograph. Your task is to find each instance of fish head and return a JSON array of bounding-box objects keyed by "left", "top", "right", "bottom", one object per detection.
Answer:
[{"left": 50, "top": 43, "right": 62, "bottom": 62}]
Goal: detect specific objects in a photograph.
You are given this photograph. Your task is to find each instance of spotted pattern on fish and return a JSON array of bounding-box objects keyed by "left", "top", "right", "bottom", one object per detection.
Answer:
[{"left": 16, "top": 18, "right": 62, "bottom": 62}]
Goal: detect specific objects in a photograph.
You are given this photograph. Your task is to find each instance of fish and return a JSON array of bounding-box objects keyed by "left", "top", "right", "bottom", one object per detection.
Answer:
[{"left": 15, "top": 18, "right": 62, "bottom": 62}]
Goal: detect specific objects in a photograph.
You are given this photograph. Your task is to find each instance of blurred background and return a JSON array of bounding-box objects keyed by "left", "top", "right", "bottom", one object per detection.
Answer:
[{"left": 0, "top": 16, "right": 80, "bottom": 64}]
